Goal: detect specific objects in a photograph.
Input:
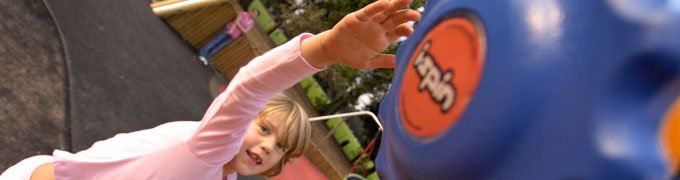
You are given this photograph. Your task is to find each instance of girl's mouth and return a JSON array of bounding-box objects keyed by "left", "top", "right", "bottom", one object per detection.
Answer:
[{"left": 246, "top": 150, "right": 262, "bottom": 165}]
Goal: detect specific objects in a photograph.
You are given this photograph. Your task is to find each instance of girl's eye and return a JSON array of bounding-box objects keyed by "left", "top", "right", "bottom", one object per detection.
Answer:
[
  {"left": 276, "top": 143, "right": 285, "bottom": 150},
  {"left": 260, "top": 125, "right": 269, "bottom": 134}
]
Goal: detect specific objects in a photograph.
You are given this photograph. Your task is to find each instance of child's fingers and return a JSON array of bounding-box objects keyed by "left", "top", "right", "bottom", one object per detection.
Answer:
[
  {"left": 395, "top": 23, "right": 415, "bottom": 37},
  {"left": 386, "top": 31, "right": 399, "bottom": 42},
  {"left": 381, "top": 9, "right": 420, "bottom": 31},
  {"left": 354, "top": 0, "right": 390, "bottom": 21},
  {"left": 386, "top": 24, "right": 415, "bottom": 42},
  {"left": 373, "top": 0, "right": 413, "bottom": 23},
  {"left": 369, "top": 54, "right": 397, "bottom": 69}
]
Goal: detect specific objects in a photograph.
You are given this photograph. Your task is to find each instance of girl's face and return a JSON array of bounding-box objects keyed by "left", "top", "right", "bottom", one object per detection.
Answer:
[{"left": 227, "top": 114, "right": 287, "bottom": 175}]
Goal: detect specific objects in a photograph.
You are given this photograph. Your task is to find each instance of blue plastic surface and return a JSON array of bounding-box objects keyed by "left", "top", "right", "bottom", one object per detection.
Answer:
[{"left": 376, "top": 0, "right": 680, "bottom": 179}]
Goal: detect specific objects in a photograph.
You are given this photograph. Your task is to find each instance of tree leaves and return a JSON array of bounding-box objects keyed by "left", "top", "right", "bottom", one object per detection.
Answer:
[{"left": 263, "top": 0, "right": 425, "bottom": 115}]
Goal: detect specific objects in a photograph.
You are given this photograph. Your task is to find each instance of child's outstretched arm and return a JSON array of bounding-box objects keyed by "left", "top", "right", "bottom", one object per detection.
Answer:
[
  {"left": 185, "top": 0, "right": 420, "bottom": 167},
  {"left": 302, "top": 0, "right": 421, "bottom": 69}
]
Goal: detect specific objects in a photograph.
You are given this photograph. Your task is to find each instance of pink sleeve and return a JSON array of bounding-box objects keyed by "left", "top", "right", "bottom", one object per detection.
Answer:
[{"left": 185, "top": 33, "right": 320, "bottom": 165}]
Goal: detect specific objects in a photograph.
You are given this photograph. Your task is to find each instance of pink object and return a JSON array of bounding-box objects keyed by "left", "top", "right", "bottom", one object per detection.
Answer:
[
  {"left": 50, "top": 33, "right": 319, "bottom": 180},
  {"left": 219, "top": 85, "right": 227, "bottom": 93},
  {"left": 271, "top": 156, "right": 328, "bottom": 180},
  {"left": 226, "top": 11, "right": 256, "bottom": 39}
]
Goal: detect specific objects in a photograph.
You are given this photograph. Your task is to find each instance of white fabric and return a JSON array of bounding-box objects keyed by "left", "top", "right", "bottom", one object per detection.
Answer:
[{"left": 1, "top": 155, "right": 54, "bottom": 180}]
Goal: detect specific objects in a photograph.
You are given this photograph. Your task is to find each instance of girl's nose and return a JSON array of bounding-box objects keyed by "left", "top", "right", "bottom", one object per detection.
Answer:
[
  {"left": 261, "top": 136, "right": 277, "bottom": 154},
  {"left": 261, "top": 144, "right": 271, "bottom": 154}
]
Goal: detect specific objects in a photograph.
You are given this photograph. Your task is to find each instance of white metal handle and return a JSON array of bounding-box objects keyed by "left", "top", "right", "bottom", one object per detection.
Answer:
[{"left": 309, "top": 111, "right": 383, "bottom": 132}]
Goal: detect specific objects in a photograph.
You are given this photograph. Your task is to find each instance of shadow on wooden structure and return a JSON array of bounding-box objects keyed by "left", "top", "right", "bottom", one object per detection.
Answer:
[{"left": 149, "top": 1, "right": 352, "bottom": 179}]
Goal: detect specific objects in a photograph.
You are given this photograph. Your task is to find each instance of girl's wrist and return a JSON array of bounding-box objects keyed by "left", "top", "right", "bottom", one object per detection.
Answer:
[{"left": 301, "top": 31, "right": 335, "bottom": 68}]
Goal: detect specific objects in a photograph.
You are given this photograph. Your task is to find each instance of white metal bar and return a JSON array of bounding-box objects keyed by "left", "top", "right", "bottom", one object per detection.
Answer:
[{"left": 309, "top": 111, "right": 383, "bottom": 131}]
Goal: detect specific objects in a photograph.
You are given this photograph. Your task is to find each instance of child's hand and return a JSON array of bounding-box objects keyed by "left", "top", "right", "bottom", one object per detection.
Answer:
[{"left": 302, "top": 0, "right": 421, "bottom": 69}]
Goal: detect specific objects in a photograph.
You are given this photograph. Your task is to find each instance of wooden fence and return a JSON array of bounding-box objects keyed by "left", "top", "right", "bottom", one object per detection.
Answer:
[{"left": 154, "top": 0, "right": 273, "bottom": 79}]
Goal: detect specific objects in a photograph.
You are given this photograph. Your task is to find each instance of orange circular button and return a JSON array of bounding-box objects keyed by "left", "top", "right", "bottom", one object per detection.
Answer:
[
  {"left": 400, "top": 16, "right": 485, "bottom": 140},
  {"left": 663, "top": 98, "right": 680, "bottom": 172}
]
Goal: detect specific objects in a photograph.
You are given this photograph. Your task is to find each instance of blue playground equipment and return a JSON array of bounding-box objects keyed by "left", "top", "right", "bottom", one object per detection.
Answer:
[{"left": 377, "top": 0, "right": 680, "bottom": 179}]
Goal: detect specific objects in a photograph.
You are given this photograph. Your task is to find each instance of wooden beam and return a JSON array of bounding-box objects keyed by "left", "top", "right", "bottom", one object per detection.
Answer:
[{"left": 151, "top": 0, "right": 230, "bottom": 17}]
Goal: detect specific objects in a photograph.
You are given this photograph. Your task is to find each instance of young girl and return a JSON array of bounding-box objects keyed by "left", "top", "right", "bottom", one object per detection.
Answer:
[
  {"left": 1, "top": 0, "right": 420, "bottom": 179},
  {"left": 198, "top": 9, "right": 258, "bottom": 66}
]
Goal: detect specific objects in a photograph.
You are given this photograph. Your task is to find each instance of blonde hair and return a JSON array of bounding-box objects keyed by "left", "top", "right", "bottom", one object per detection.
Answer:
[{"left": 257, "top": 93, "right": 311, "bottom": 177}]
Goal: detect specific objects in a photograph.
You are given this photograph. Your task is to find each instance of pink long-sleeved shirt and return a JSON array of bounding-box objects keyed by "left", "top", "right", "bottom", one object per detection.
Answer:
[{"left": 52, "top": 33, "right": 319, "bottom": 180}]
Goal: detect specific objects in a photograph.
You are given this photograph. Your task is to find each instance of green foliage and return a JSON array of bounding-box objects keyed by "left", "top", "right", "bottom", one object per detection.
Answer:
[
  {"left": 313, "top": 65, "right": 394, "bottom": 115},
  {"left": 269, "top": 2, "right": 426, "bottom": 179},
  {"left": 325, "top": 117, "right": 343, "bottom": 128},
  {"left": 268, "top": 28, "right": 288, "bottom": 45},
  {"left": 329, "top": 120, "right": 362, "bottom": 160},
  {"left": 299, "top": 76, "right": 331, "bottom": 111},
  {"left": 411, "top": 0, "right": 427, "bottom": 9},
  {"left": 367, "top": 172, "right": 379, "bottom": 180},
  {"left": 264, "top": 0, "right": 426, "bottom": 39},
  {"left": 341, "top": 138, "right": 362, "bottom": 160},
  {"left": 300, "top": 76, "right": 380, "bottom": 178},
  {"left": 260, "top": 0, "right": 425, "bottom": 115},
  {"left": 353, "top": 156, "right": 375, "bottom": 174},
  {"left": 248, "top": 0, "right": 278, "bottom": 32}
]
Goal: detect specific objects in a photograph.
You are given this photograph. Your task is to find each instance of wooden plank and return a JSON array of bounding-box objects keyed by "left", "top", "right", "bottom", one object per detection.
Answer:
[
  {"left": 151, "top": 0, "right": 229, "bottom": 17},
  {"left": 162, "top": 2, "right": 235, "bottom": 48},
  {"left": 149, "top": 0, "right": 184, "bottom": 8}
]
